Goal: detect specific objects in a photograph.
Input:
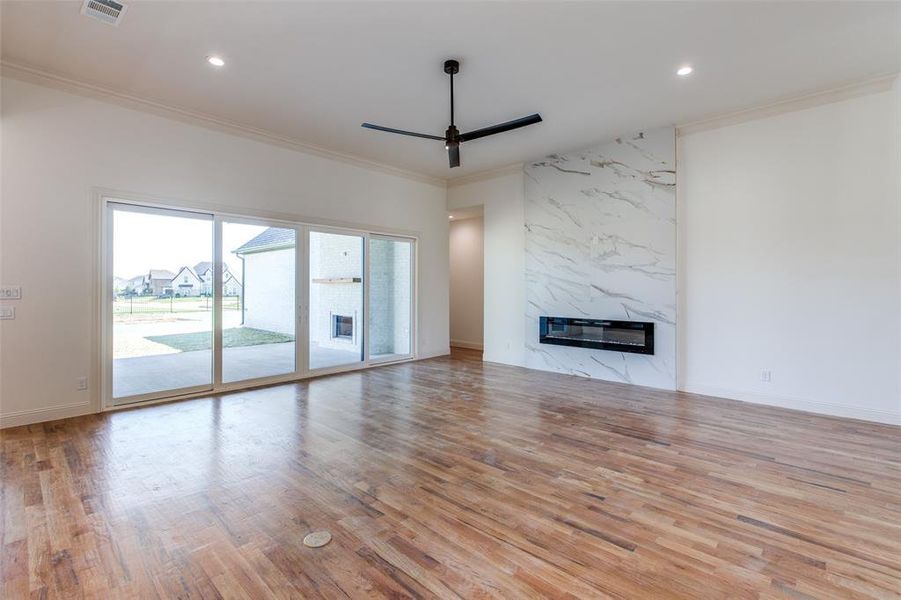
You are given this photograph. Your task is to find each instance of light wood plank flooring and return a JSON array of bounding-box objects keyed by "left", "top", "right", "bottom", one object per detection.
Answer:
[{"left": 2, "top": 349, "right": 900, "bottom": 598}]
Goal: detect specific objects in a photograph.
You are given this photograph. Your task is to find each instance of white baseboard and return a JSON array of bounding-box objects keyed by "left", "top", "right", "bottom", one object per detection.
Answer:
[
  {"left": 1, "top": 401, "right": 94, "bottom": 429},
  {"left": 450, "top": 340, "right": 484, "bottom": 351},
  {"left": 682, "top": 382, "right": 901, "bottom": 426}
]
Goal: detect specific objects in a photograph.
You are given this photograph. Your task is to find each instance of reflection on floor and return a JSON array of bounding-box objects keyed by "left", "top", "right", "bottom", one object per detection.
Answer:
[{"left": 113, "top": 342, "right": 361, "bottom": 398}]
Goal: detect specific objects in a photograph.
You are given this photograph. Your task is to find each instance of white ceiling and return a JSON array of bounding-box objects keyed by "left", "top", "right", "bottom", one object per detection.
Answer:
[{"left": 2, "top": 1, "right": 899, "bottom": 180}]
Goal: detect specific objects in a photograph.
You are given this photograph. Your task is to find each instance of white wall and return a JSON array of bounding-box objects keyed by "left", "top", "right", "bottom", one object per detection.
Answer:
[
  {"left": 308, "top": 231, "right": 363, "bottom": 352},
  {"left": 678, "top": 87, "right": 901, "bottom": 424},
  {"left": 0, "top": 76, "right": 449, "bottom": 427},
  {"left": 449, "top": 86, "right": 900, "bottom": 425},
  {"left": 448, "top": 171, "right": 526, "bottom": 365},
  {"left": 242, "top": 248, "right": 296, "bottom": 336},
  {"left": 449, "top": 217, "right": 484, "bottom": 349}
]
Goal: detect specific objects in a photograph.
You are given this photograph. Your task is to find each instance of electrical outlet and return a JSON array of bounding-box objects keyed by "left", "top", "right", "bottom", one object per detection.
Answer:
[
  {"left": 0, "top": 286, "right": 21, "bottom": 300},
  {"left": 76, "top": 376, "right": 88, "bottom": 391},
  {"left": 0, "top": 306, "right": 15, "bottom": 320},
  {"left": 760, "top": 369, "right": 772, "bottom": 383}
]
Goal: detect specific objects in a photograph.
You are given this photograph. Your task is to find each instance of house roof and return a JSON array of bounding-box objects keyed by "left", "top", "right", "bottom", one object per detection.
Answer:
[
  {"left": 148, "top": 269, "right": 176, "bottom": 280},
  {"left": 172, "top": 266, "right": 202, "bottom": 282},
  {"left": 193, "top": 261, "right": 230, "bottom": 276},
  {"left": 233, "top": 227, "right": 296, "bottom": 255}
]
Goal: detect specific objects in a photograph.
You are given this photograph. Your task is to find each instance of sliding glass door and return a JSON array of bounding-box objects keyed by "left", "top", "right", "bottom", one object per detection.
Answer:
[
  {"left": 110, "top": 203, "right": 214, "bottom": 402},
  {"left": 106, "top": 198, "right": 416, "bottom": 407},
  {"left": 369, "top": 236, "right": 414, "bottom": 361},
  {"left": 307, "top": 230, "right": 364, "bottom": 371},
  {"left": 221, "top": 220, "right": 298, "bottom": 383}
]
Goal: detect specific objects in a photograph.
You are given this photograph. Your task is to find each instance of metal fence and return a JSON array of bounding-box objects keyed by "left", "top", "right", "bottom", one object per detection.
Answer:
[{"left": 113, "top": 295, "right": 241, "bottom": 315}]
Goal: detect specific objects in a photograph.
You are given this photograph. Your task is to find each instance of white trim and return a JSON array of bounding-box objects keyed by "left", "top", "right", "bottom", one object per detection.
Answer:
[
  {"left": 4, "top": 59, "right": 895, "bottom": 187},
  {"left": 0, "top": 401, "right": 93, "bottom": 429},
  {"left": 104, "top": 201, "right": 216, "bottom": 407},
  {"left": 299, "top": 227, "right": 310, "bottom": 378},
  {"left": 369, "top": 234, "right": 417, "bottom": 364},
  {"left": 218, "top": 217, "right": 302, "bottom": 386},
  {"left": 364, "top": 233, "right": 371, "bottom": 362},
  {"left": 99, "top": 197, "right": 113, "bottom": 409},
  {"left": 677, "top": 73, "right": 898, "bottom": 136},
  {"left": 95, "top": 186, "right": 422, "bottom": 239},
  {"left": 0, "top": 60, "right": 446, "bottom": 188},
  {"left": 447, "top": 163, "right": 524, "bottom": 188},
  {"left": 91, "top": 187, "right": 104, "bottom": 415},
  {"left": 681, "top": 382, "right": 901, "bottom": 426},
  {"left": 450, "top": 340, "right": 483, "bottom": 351},
  {"left": 305, "top": 228, "right": 366, "bottom": 375},
  {"left": 416, "top": 348, "right": 451, "bottom": 360},
  {"left": 213, "top": 216, "right": 224, "bottom": 388},
  {"left": 95, "top": 192, "right": 419, "bottom": 415}
]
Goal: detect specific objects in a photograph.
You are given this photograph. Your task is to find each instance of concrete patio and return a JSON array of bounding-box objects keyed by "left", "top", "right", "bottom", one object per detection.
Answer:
[{"left": 113, "top": 342, "right": 361, "bottom": 398}]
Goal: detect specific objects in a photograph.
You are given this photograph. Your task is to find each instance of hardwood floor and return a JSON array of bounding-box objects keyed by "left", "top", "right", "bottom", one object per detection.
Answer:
[{"left": 2, "top": 349, "right": 900, "bottom": 599}]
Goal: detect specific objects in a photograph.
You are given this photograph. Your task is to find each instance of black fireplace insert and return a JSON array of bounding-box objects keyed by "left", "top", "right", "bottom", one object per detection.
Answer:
[
  {"left": 539, "top": 316, "right": 654, "bottom": 355},
  {"left": 333, "top": 315, "right": 354, "bottom": 340}
]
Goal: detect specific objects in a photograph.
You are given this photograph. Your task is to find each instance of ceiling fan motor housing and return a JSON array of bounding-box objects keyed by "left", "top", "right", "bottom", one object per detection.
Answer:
[{"left": 445, "top": 125, "right": 459, "bottom": 147}]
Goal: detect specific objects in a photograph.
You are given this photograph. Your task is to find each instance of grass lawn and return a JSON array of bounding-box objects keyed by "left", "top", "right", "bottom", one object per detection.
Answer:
[{"left": 147, "top": 327, "right": 293, "bottom": 352}]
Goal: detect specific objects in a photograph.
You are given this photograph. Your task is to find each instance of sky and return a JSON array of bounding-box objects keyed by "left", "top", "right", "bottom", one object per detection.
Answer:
[{"left": 113, "top": 210, "right": 270, "bottom": 279}]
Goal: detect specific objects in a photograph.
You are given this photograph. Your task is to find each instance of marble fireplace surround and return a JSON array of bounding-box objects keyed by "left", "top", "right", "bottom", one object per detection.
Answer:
[{"left": 524, "top": 127, "right": 676, "bottom": 389}]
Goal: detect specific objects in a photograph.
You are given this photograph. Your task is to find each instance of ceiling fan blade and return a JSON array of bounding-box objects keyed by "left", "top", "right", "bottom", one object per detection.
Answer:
[
  {"left": 459, "top": 113, "right": 542, "bottom": 142},
  {"left": 361, "top": 123, "right": 445, "bottom": 141},
  {"left": 448, "top": 144, "right": 461, "bottom": 168}
]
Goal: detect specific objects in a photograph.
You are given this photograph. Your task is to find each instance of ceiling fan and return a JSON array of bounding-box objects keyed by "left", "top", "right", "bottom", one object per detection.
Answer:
[{"left": 362, "top": 59, "right": 542, "bottom": 168}]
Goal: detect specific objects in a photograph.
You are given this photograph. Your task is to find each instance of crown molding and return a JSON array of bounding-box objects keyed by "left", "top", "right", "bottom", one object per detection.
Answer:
[
  {"left": 677, "top": 73, "right": 899, "bottom": 136},
  {"left": 447, "top": 162, "right": 523, "bottom": 188},
  {"left": 0, "top": 60, "right": 447, "bottom": 188}
]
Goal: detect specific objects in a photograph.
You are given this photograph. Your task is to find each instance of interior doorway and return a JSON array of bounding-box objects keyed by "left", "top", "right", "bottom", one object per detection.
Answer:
[{"left": 448, "top": 207, "right": 484, "bottom": 353}]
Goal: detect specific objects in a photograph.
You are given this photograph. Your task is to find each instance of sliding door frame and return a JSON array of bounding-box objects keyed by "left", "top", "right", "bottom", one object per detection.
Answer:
[
  {"left": 368, "top": 233, "right": 417, "bottom": 365},
  {"left": 99, "top": 193, "right": 419, "bottom": 411},
  {"left": 215, "top": 215, "right": 304, "bottom": 389},
  {"left": 305, "top": 225, "right": 369, "bottom": 377},
  {"left": 102, "top": 201, "right": 217, "bottom": 407}
]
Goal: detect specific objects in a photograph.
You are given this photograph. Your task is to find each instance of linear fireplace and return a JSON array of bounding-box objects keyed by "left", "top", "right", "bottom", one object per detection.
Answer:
[{"left": 539, "top": 316, "right": 654, "bottom": 355}]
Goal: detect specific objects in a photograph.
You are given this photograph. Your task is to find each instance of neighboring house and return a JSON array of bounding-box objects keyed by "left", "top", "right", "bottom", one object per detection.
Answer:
[
  {"left": 124, "top": 274, "right": 148, "bottom": 295},
  {"left": 193, "top": 261, "right": 235, "bottom": 296},
  {"left": 147, "top": 269, "right": 176, "bottom": 296},
  {"left": 233, "top": 228, "right": 296, "bottom": 335},
  {"left": 222, "top": 272, "right": 243, "bottom": 297},
  {"left": 125, "top": 265, "right": 242, "bottom": 298},
  {"left": 170, "top": 266, "right": 203, "bottom": 297}
]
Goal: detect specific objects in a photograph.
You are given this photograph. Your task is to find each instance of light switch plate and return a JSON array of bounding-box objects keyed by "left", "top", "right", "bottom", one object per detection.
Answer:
[
  {"left": 0, "top": 286, "right": 22, "bottom": 300},
  {"left": 0, "top": 306, "right": 15, "bottom": 320}
]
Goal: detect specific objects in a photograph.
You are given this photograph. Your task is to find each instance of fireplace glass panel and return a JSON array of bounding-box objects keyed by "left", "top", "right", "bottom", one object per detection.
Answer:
[{"left": 540, "top": 317, "right": 654, "bottom": 355}]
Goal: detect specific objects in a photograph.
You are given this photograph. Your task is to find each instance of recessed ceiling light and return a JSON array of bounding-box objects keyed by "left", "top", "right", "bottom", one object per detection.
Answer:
[
  {"left": 676, "top": 65, "right": 693, "bottom": 76},
  {"left": 448, "top": 215, "right": 454, "bottom": 219},
  {"left": 207, "top": 56, "right": 225, "bottom": 67}
]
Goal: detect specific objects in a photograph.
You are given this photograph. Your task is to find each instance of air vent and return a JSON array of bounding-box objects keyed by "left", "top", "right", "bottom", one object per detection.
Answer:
[{"left": 81, "top": 0, "right": 127, "bottom": 26}]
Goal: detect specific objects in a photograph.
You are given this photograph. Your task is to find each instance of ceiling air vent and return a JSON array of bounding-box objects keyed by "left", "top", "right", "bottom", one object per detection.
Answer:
[{"left": 81, "top": 0, "right": 127, "bottom": 26}]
